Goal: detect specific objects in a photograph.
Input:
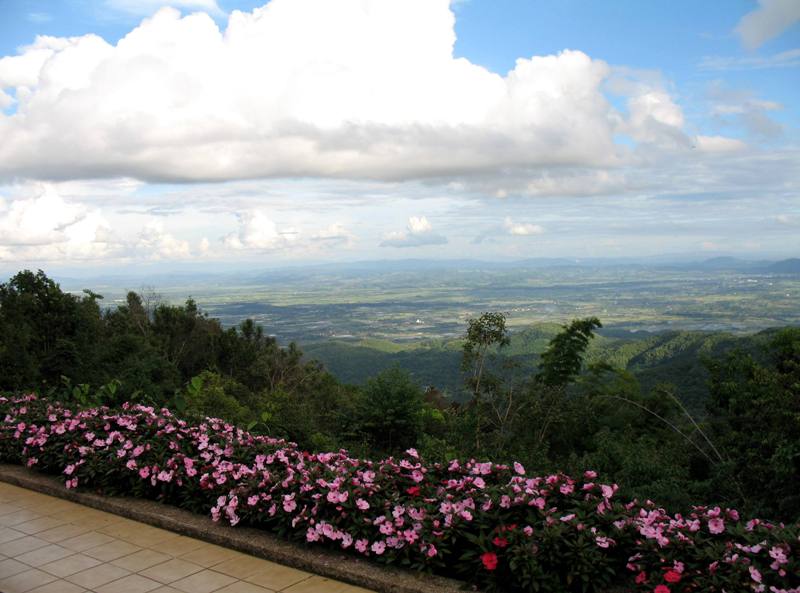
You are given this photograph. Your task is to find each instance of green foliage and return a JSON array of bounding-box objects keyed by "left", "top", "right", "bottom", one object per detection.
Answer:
[
  {"left": 352, "top": 367, "right": 425, "bottom": 454},
  {"left": 537, "top": 317, "right": 602, "bottom": 386},
  {"left": 705, "top": 328, "right": 800, "bottom": 520}
]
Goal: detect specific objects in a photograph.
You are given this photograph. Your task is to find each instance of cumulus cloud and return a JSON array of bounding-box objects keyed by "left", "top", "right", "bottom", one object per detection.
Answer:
[
  {"left": 136, "top": 221, "right": 191, "bottom": 259},
  {"left": 223, "top": 209, "right": 298, "bottom": 250},
  {"left": 735, "top": 0, "right": 800, "bottom": 49},
  {"left": 0, "top": 188, "right": 116, "bottom": 260},
  {"left": 0, "top": 0, "right": 701, "bottom": 184},
  {"left": 504, "top": 217, "right": 544, "bottom": 236},
  {"left": 380, "top": 216, "right": 447, "bottom": 248}
]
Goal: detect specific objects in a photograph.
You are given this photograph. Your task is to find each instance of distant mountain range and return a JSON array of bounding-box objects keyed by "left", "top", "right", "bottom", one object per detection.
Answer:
[{"left": 40, "top": 256, "right": 800, "bottom": 289}]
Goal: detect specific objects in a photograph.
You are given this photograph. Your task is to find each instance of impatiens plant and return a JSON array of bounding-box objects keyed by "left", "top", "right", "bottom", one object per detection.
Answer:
[{"left": 1, "top": 394, "right": 798, "bottom": 593}]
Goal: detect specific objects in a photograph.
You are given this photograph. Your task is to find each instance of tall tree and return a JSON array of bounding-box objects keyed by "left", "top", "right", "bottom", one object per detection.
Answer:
[{"left": 536, "top": 317, "right": 602, "bottom": 386}]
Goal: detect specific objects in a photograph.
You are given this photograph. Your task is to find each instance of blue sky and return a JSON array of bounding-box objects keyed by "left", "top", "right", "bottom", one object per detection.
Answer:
[{"left": 0, "top": 0, "right": 798, "bottom": 270}]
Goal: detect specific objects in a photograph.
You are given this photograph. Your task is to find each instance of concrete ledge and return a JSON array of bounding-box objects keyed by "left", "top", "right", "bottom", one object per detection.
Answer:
[{"left": 0, "top": 464, "right": 467, "bottom": 593}]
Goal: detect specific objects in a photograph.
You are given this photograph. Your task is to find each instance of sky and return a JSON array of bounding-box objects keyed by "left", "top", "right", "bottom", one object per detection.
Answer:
[{"left": 0, "top": 0, "right": 798, "bottom": 272}]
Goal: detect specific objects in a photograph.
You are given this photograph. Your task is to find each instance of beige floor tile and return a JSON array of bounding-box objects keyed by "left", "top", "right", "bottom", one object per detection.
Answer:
[
  {"left": 14, "top": 517, "right": 68, "bottom": 535},
  {"left": 214, "top": 582, "right": 277, "bottom": 593},
  {"left": 97, "top": 519, "right": 148, "bottom": 538},
  {"left": 66, "top": 510, "right": 125, "bottom": 530},
  {"left": 84, "top": 538, "right": 141, "bottom": 561},
  {"left": 212, "top": 553, "right": 277, "bottom": 579},
  {"left": 171, "top": 569, "right": 237, "bottom": 593},
  {"left": 65, "top": 562, "right": 132, "bottom": 589},
  {"left": 179, "top": 544, "right": 238, "bottom": 567},
  {"left": 139, "top": 558, "right": 204, "bottom": 584},
  {"left": 39, "top": 553, "right": 102, "bottom": 577},
  {"left": 244, "top": 563, "right": 311, "bottom": 591},
  {"left": 34, "top": 501, "right": 80, "bottom": 516},
  {"left": 15, "top": 543, "right": 72, "bottom": 567},
  {"left": 94, "top": 573, "right": 163, "bottom": 593},
  {"left": 0, "top": 557, "right": 31, "bottom": 579},
  {"left": 0, "top": 526, "right": 25, "bottom": 543},
  {"left": 1, "top": 535, "right": 50, "bottom": 557},
  {"left": 0, "top": 509, "right": 43, "bottom": 526},
  {"left": 120, "top": 528, "right": 180, "bottom": 548},
  {"left": 282, "top": 576, "right": 374, "bottom": 593},
  {"left": 148, "top": 534, "right": 207, "bottom": 556},
  {"left": 0, "top": 567, "right": 57, "bottom": 593},
  {"left": 0, "top": 495, "right": 47, "bottom": 509},
  {"left": 0, "top": 503, "right": 23, "bottom": 516},
  {"left": 26, "top": 580, "right": 87, "bottom": 593},
  {"left": 37, "top": 522, "right": 93, "bottom": 543},
  {"left": 112, "top": 548, "right": 172, "bottom": 571},
  {"left": 59, "top": 530, "right": 115, "bottom": 552},
  {"left": 150, "top": 587, "right": 185, "bottom": 593}
]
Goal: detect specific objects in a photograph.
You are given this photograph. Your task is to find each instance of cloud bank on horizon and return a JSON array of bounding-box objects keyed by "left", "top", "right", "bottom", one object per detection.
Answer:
[{"left": 0, "top": 0, "right": 797, "bottom": 266}]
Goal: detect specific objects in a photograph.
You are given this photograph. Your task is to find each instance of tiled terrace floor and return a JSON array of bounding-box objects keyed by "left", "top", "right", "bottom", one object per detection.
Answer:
[{"left": 0, "top": 481, "right": 375, "bottom": 593}]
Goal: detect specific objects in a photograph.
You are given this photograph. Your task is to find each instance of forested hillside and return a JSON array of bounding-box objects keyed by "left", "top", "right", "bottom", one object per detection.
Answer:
[
  {"left": 304, "top": 326, "right": 774, "bottom": 413},
  {"left": 2, "top": 270, "right": 799, "bottom": 523}
]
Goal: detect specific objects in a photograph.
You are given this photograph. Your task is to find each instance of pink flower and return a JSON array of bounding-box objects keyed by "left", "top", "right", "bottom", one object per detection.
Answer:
[
  {"left": 371, "top": 541, "right": 386, "bottom": 555},
  {"left": 654, "top": 586, "right": 670, "bottom": 593},
  {"left": 356, "top": 498, "right": 370, "bottom": 510},
  {"left": 708, "top": 517, "right": 725, "bottom": 534},
  {"left": 513, "top": 462, "right": 525, "bottom": 475},
  {"left": 355, "top": 539, "right": 368, "bottom": 553},
  {"left": 749, "top": 566, "right": 762, "bottom": 584}
]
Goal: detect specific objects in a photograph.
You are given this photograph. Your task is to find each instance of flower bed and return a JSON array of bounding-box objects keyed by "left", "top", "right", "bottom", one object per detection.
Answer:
[{"left": 1, "top": 394, "right": 797, "bottom": 593}]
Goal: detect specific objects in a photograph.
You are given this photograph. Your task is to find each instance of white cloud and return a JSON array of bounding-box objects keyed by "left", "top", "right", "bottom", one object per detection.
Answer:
[
  {"left": 504, "top": 217, "right": 544, "bottom": 236},
  {"left": 699, "top": 48, "right": 800, "bottom": 71},
  {"left": 694, "top": 135, "right": 747, "bottom": 153},
  {"left": 136, "top": 221, "right": 191, "bottom": 259},
  {"left": 0, "top": 188, "right": 116, "bottom": 260},
  {"left": 223, "top": 209, "right": 297, "bottom": 250},
  {"left": 708, "top": 83, "right": 784, "bottom": 140},
  {"left": 407, "top": 216, "right": 433, "bottom": 234},
  {"left": 310, "top": 223, "right": 355, "bottom": 247},
  {"left": 380, "top": 216, "right": 447, "bottom": 248},
  {"left": 0, "top": 0, "right": 698, "bottom": 184},
  {"left": 735, "top": 0, "right": 800, "bottom": 49}
]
